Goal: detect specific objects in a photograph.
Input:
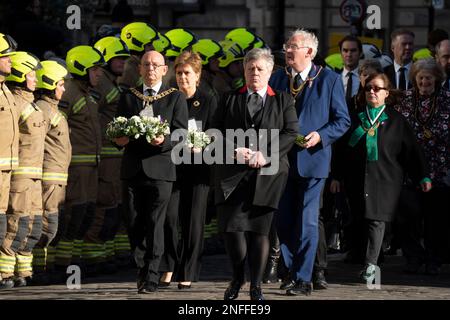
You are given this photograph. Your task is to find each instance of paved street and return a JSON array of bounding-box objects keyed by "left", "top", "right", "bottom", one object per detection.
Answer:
[{"left": 0, "top": 253, "right": 449, "bottom": 300}]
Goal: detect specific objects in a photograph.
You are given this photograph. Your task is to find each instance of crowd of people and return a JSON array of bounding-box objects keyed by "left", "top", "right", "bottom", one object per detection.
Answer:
[{"left": 0, "top": 21, "right": 449, "bottom": 301}]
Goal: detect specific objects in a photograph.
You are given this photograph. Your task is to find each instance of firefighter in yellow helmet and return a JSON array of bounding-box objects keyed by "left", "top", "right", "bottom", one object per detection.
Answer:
[
  {"left": 225, "top": 28, "right": 267, "bottom": 53},
  {"left": 84, "top": 36, "right": 131, "bottom": 275},
  {"left": 192, "top": 38, "right": 225, "bottom": 102},
  {"left": 163, "top": 28, "right": 199, "bottom": 88},
  {"left": 53, "top": 45, "right": 103, "bottom": 276},
  {"left": 413, "top": 48, "right": 432, "bottom": 62},
  {"left": 31, "top": 60, "right": 71, "bottom": 285},
  {"left": 214, "top": 40, "right": 246, "bottom": 95},
  {"left": 118, "top": 22, "right": 159, "bottom": 90},
  {"left": 153, "top": 32, "right": 173, "bottom": 56},
  {"left": 0, "top": 33, "right": 18, "bottom": 286},
  {"left": 0, "top": 51, "right": 43, "bottom": 289}
]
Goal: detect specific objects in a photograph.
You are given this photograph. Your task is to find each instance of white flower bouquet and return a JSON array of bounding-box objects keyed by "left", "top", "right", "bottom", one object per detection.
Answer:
[
  {"left": 185, "top": 129, "right": 211, "bottom": 149},
  {"left": 141, "top": 115, "right": 171, "bottom": 143},
  {"left": 126, "top": 115, "right": 147, "bottom": 139},
  {"left": 105, "top": 116, "right": 132, "bottom": 140}
]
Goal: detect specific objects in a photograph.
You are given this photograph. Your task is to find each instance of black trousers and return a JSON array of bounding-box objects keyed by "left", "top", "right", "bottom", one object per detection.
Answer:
[
  {"left": 129, "top": 179, "right": 172, "bottom": 284},
  {"left": 177, "top": 183, "right": 209, "bottom": 282},
  {"left": 159, "top": 183, "right": 180, "bottom": 274},
  {"left": 365, "top": 220, "right": 385, "bottom": 266}
]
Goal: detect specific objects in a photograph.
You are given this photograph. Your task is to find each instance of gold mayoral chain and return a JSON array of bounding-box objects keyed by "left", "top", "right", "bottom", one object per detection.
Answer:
[
  {"left": 286, "top": 66, "right": 323, "bottom": 99},
  {"left": 130, "top": 87, "right": 178, "bottom": 103},
  {"left": 413, "top": 91, "right": 437, "bottom": 139}
]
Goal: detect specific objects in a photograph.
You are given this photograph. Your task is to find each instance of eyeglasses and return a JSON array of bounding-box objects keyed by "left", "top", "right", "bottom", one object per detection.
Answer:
[
  {"left": 364, "top": 86, "right": 388, "bottom": 92},
  {"left": 143, "top": 62, "right": 166, "bottom": 69},
  {"left": 282, "top": 43, "right": 310, "bottom": 51}
]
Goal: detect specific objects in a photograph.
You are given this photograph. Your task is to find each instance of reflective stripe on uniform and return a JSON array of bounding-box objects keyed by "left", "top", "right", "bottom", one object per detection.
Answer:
[
  {"left": 50, "top": 113, "right": 62, "bottom": 127},
  {"left": 106, "top": 87, "right": 120, "bottom": 104},
  {"left": 12, "top": 166, "right": 43, "bottom": 177},
  {"left": 82, "top": 243, "right": 105, "bottom": 260},
  {"left": 0, "top": 157, "right": 19, "bottom": 168},
  {"left": 16, "top": 254, "right": 33, "bottom": 273},
  {"left": 20, "top": 104, "right": 36, "bottom": 122},
  {"left": 101, "top": 147, "right": 123, "bottom": 157},
  {"left": 42, "top": 172, "right": 68, "bottom": 182},
  {"left": 72, "top": 97, "right": 87, "bottom": 114},
  {"left": 0, "top": 254, "right": 16, "bottom": 274},
  {"left": 71, "top": 154, "right": 98, "bottom": 164}
]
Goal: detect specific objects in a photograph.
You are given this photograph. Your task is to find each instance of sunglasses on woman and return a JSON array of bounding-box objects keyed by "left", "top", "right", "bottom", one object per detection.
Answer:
[{"left": 364, "top": 86, "right": 388, "bottom": 92}]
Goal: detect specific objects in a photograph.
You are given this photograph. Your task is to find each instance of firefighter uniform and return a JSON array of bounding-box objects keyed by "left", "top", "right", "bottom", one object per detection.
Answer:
[
  {"left": 33, "top": 94, "right": 71, "bottom": 276},
  {"left": 1, "top": 87, "right": 46, "bottom": 282},
  {"left": 117, "top": 55, "right": 142, "bottom": 90},
  {"left": 0, "top": 33, "right": 18, "bottom": 257},
  {"left": 55, "top": 77, "right": 102, "bottom": 269},
  {"left": 80, "top": 36, "right": 131, "bottom": 274},
  {"left": 0, "top": 79, "right": 18, "bottom": 251}
]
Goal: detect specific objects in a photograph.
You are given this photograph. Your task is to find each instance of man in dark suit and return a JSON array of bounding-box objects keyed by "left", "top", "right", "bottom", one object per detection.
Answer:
[
  {"left": 339, "top": 35, "right": 363, "bottom": 106},
  {"left": 384, "top": 29, "right": 414, "bottom": 91},
  {"left": 270, "top": 29, "right": 350, "bottom": 296},
  {"left": 115, "top": 50, "right": 188, "bottom": 293},
  {"left": 435, "top": 39, "right": 450, "bottom": 90}
]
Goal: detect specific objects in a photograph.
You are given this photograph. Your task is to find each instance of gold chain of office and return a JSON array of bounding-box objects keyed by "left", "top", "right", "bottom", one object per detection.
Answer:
[
  {"left": 287, "top": 66, "right": 324, "bottom": 99},
  {"left": 413, "top": 91, "right": 437, "bottom": 139},
  {"left": 130, "top": 87, "right": 178, "bottom": 103}
]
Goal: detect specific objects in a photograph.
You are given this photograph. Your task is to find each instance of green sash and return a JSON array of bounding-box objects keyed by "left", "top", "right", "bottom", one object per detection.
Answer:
[{"left": 348, "top": 105, "right": 388, "bottom": 161}]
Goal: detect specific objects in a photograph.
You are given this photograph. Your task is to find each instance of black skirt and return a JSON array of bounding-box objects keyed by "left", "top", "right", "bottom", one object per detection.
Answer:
[{"left": 217, "top": 171, "right": 274, "bottom": 235}]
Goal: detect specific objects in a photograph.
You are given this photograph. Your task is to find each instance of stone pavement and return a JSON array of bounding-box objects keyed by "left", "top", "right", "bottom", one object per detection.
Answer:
[{"left": 0, "top": 253, "right": 449, "bottom": 300}]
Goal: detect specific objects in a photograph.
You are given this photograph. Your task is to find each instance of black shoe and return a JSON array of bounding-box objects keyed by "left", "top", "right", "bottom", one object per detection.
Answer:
[
  {"left": 178, "top": 283, "right": 192, "bottom": 290},
  {"left": 224, "top": 279, "right": 245, "bottom": 300},
  {"left": 14, "top": 276, "right": 28, "bottom": 288},
  {"left": 138, "top": 281, "right": 158, "bottom": 294},
  {"left": 286, "top": 281, "right": 313, "bottom": 296},
  {"left": 313, "top": 270, "right": 328, "bottom": 290},
  {"left": 0, "top": 278, "right": 15, "bottom": 290},
  {"left": 158, "top": 281, "right": 171, "bottom": 289},
  {"left": 263, "top": 258, "right": 280, "bottom": 284},
  {"left": 279, "top": 277, "right": 296, "bottom": 290},
  {"left": 250, "top": 286, "right": 265, "bottom": 301}
]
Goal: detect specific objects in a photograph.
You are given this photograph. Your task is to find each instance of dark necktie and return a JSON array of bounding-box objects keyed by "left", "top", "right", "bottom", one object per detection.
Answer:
[
  {"left": 444, "top": 77, "right": 450, "bottom": 90},
  {"left": 399, "top": 67, "right": 406, "bottom": 91},
  {"left": 247, "top": 92, "right": 263, "bottom": 118},
  {"left": 294, "top": 73, "right": 303, "bottom": 87},
  {"left": 346, "top": 72, "right": 353, "bottom": 104},
  {"left": 146, "top": 88, "right": 156, "bottom": 96}
]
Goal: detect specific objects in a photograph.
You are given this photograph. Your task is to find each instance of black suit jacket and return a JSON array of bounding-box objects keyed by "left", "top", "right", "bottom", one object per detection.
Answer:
[
  {"left": 384, "top": 64, "right": 412, "bottom": 90},
  {"left": 117, "top": 84, "right": 188, "bottom": 182},
  {"left": 179, "top": 88, "right": 218, "bottom": 185},
  {"left": 212, "top": 86, "right": 298, "bottom": 209}
]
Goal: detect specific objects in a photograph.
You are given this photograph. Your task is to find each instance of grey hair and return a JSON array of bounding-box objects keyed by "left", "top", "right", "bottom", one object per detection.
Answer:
[
  {"left": 409, "top": 58, "right": 446, "bottom": 86},
  {"left": 288, "top": 29, "right": 319, "bottom": 59},
  {"left": 243, "top": 47, "right": 274, "bottom": 71}
]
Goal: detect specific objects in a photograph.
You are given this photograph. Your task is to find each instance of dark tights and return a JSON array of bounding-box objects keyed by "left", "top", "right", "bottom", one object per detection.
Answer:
[{"left": 223, "top": 231, "right": 269, "bottom": 288}]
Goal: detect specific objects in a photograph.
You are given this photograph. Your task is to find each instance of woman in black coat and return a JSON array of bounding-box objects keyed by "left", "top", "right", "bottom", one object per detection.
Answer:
[
  {"left": 334, "top": 73, "right": 431, "bottom": 282},
  {"left": 213, "top": 48, "right": 298, "bottom": 300},
  {"left": 158, "top": 51, "right": 218, "bottom": 289}
]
